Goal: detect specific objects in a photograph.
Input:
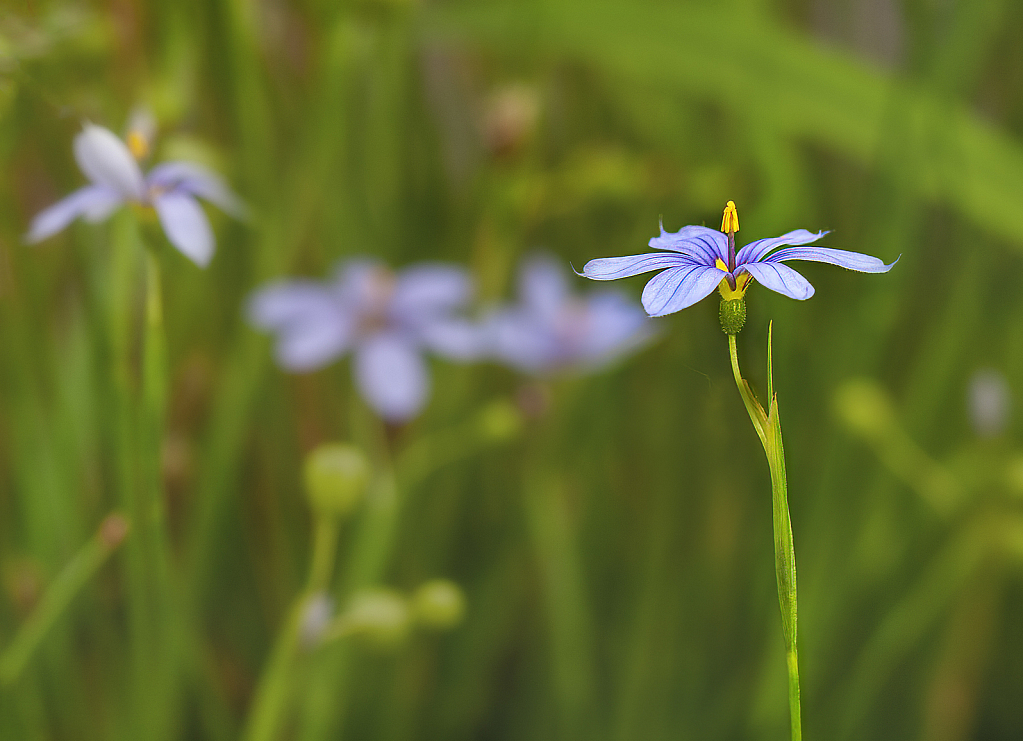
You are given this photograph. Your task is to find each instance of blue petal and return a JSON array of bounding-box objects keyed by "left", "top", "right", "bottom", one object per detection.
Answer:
[
  {"left": 147, "top": 161, "right": 247, "bottom": 219},
  {"left": 640, "top": 265, "right": 724, "bottom": 316},
  {"left": 648, "top": 224, "right": 727, "bottom": 265},
  {"left": 419, "top": 318, "right": 487, "bottom": 361},
  {"left": 742, "top": 261, "right": 815, "bottom": 300},
  {"left": 153, "top": 192, "right": 214, "bottom": 267},
  {"left": 330, "top": 258, "right": 388, "bottom": 305},
  {"left": 25, "top": 185, "right": 123, "bottom": 243},
  {"left": 276, "top": 320, "right": 353, "bottom": 371},
  {"left": 735, "top": 229, "right": 826, "bottom": 265},
  {"left": 578, "top": 291, "right": 657, "bottom": 365},
  {"left": 391, "top": 263, "right": 473, "bottom": 317},
  {"left": 247, "top": 280, "right": 336, "bottom": 329},
  {"left": 485, "top": 308, "right": 556, "bottom": 373},
  {"left": 580, "top": 252, "right": 696, "bottom": 281},
  {"left": 247, "top": 281, "right": 354, "bottom": 370},
  {"left": 765, "top": 246, "right": 898, "bottom": 273},
  {"left": 519, "top": 254, "right": 568, "bottom": 321},
  {"left": 354, "top": 333, "right": 429, "bottom": 421},
  {"left": 74, "top": 124, "right": 146, "bottom": 200}
]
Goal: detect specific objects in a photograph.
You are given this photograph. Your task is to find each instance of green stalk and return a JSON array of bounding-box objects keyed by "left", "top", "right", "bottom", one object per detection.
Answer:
[
  {"left": 727, "top": 325, "right": 801, "bottom": 741},
  {"left": 243, "top": 514, "right": 341, "bottom": 741},
  {"left": 142, "top": 250, "right": 176, "bottom": 620},
  {"left": 140, "top": 246, "right": 183, "bottom": 741},
  {"left": 0, "top": 513, "right": 130, "bottom": 685},
  {"left": 107, "top": 216, "right": 182, "bottom": 740},
  {"left": 296, "top": 399, "right": 521, "bottom": 739},
  {"left": 108, "top": 213, "right": 159, "bottom": 738}
]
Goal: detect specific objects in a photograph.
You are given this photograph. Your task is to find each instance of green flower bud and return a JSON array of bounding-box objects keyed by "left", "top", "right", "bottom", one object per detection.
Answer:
[
  {"left": 719, "top": 298, "right": 746, "bottom": 335},
  {"left": 412, "top": 579, "right": 465, "bottom": 630},
  {"left": 304, "top": 444, "right": 371, "bottom": 519},
  {"left": 343, "top": 588, "right": 410, "bottom": 648},
  {"left": 479, "top": 400, "right": 523, "bottom": 441}
]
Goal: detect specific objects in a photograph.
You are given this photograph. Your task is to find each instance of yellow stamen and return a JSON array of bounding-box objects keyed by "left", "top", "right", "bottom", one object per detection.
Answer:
[
  {"left": 721, "top": 200, "right": 739, "bottom": 234},
  {"left": 127, "top": 130, "right": 149, "bottom": 160}
]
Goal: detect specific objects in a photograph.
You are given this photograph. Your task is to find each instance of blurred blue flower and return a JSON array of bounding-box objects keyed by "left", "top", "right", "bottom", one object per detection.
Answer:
[
  {"left": 487, "top": 254, "right": 655, "bottom": 374},
  {"left": 26, "top": 123, "right": 245, "bottom": 267},
  {"left": 581, "top": 206, "right": 897, "bottom": 316},
  {"left": 248, "top": 259, "right": 483, "bottom": 422}
]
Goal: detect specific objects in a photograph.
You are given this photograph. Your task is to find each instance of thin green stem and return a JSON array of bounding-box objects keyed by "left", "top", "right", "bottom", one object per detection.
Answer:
[
  {"left": 140, "top": 246, "right": 184, "bottom": 741},
  {"left": 0, "top": 513, "right": 129, "bottom": 685},
  {"left": 728, "top": 334, "right": 767, "bottom": 446},
  {"left": 243, "top": 514, "right": 340, "bottom": 741},
  {"left": 242, "top": 599, "right": 309, "bottom": 741},
  {"left": 307, "top": 518, "right": 340, "bottom": 593},
  {"left": 108, "top": 214, "right": 168, "bottom": 738},
  {"left": 298, "top": 397, "right": 512, "bottom": 739},
  {"left": 726, "top": 330, "right": 801, "bottom": 741}
]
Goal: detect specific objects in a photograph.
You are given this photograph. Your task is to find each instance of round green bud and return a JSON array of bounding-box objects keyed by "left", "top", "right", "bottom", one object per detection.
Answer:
[
  {"left": 343, "top": 588, "right": 410, "bottom": 648},
  {"left": 719, "top": 298, "right": 746, "bottom": 335},
  {"left": 304, "top": 444, "right": 371, "bottom": 519},
  {"left": 412, "top": 579, "right": 466, "bottom": 630},
  {"left": 479, "top": 400, "right": 523, "bottom": 441}
]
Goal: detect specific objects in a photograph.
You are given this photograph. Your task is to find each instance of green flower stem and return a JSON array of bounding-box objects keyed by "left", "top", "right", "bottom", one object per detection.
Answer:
[
  {"left": 141, "top": 249, "right": 177, "bottom": 629},
  {"left": 0, "top": 513, "right": 129, "bottom": 685},
  {"left": 108, "top": 214, "right": 181, "bottom": 739},
  {"left": 727, "top": 327, "right": 801, "bottom": 741},
  {"left": 244, "top": 513, "right": 341, "bottom": 741},
  {"left": 308, "top": 517, "right": 341, "bottom": 593},
  {"left": 296, "top": 400, "right": 522, "bottom": 738},
  {"left": 141, "top": 245, "right": 186, "bottom": 740}
]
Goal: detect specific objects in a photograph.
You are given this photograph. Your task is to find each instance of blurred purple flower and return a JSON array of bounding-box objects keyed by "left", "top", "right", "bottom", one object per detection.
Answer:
[
  {"left": 581, "top": 214, "right": 897, "bottom": 316},
  {"left": 248, "top": 259, "right": 483, "bottom": 422},
  {"left": 26, "top": 123, "right": 245, "bottom": 267},
  {"left": 487, "top": 254, "right": 655, "bottom": 374}
]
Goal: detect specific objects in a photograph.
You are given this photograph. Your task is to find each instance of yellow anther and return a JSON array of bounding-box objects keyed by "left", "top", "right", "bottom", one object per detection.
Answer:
[
  {"left": 127, "top": 130, "right": 149, "bottom": 160},
  {"left": 721, "top": 200, "right": 739, "bottom": 234}
]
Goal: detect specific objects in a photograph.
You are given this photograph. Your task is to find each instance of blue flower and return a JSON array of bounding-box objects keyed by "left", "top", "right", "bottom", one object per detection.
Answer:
[
  {"left": 581, "top": 201, "right": 897, "bottom": 317},
  {"left": 247, "top": 259, "right": 483, "bottom": 422},
  {"left": 487, "top": 254, "right": 655, "bottom": 374},
  {"left": 26, "top": 123, "right": 245, "bottom": 267}
]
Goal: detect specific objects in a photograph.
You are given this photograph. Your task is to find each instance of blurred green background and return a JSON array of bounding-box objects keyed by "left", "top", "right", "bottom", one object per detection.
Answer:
[{"left": 2, "top": 0, "right": 1023, "bottom": 739}]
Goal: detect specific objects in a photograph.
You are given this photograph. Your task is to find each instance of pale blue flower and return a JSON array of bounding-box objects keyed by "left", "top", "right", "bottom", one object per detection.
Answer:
[
  {"left": 26, "top": 123, "right": 245, "bottom": 267},
  {"left": 248, "top": 259, "right": 483, "bottom": 422},
  {"left": 487, "top": 254, "right": 655, "bottom": 374},
  {"left": 581, "top": 217, "right": 897, "bottom": 317}
]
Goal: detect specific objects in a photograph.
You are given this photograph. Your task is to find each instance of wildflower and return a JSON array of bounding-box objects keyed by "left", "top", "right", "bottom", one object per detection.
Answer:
[
  {"left": 26, "top": 122, "right": 245, "bottom": 267},
  {"left": 580, "top": 201, "right": 896, "bottom": 317},
  {"left": 487, "top": 253, "right": 655, "bottom": 374},
  {"left": 247, "top": 259, "right": 483, "bottom": 422}
]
